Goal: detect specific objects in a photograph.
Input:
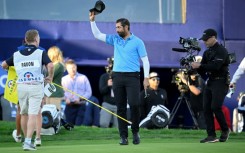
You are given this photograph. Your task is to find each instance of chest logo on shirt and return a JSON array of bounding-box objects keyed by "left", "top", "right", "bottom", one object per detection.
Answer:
[{"left": 24, "top": 72, "right": 34, "bottom": 78}]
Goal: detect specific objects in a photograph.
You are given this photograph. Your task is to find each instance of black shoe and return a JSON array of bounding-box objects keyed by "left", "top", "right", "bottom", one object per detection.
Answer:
[
  {"left": 119, "top": 137, "right": 128, "bottom": 145},
  {"left": 219, "top": 129, "right": 230, "bottom": 142},
  {"left": 200, "top": 136, "right": 219, "bottom": 143},
  {"left": 132, "top": 133, "right": 140, "bottom": 145}
]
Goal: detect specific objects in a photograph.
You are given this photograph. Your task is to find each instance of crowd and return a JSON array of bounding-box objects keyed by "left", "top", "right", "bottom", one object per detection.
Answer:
[{"left": 0, "top": 1, "right": 245, "bottom": 151}]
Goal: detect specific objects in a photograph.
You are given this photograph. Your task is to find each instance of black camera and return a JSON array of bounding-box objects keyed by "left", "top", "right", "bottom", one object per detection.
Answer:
[
  {"left": 179, "top": 55, "right": 196, "bottom": 67},
  {"left": 171, "top": 69, "right": 189, "bottom": 94},
  {"left": 179, "top": 37, "right": 201, "bottom": 51},
  {"left": 105, "top": 57, "right": 114, "bottom": 78},
  {"left": 172, "top": 37, "right": 201, "bottom": 72}
]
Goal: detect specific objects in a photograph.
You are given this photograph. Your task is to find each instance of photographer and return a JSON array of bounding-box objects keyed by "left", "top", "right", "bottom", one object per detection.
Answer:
[
  {"left": 191, "top": 29, "right": 230, "bottom": 143},
  {"left": 177, "top": 69, "right": 206, "bottom": 129},
  {"left": 99, "top": 57, "right": 118, "bottom": 128}
]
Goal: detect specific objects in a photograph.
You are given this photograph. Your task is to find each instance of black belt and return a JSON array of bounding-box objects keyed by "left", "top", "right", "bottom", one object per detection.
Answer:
[{"left": 113, "top": 72, "right": 139, "bottom": 74}]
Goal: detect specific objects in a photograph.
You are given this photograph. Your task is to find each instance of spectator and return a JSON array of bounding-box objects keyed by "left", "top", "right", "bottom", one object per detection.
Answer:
[
  {"left": 46, "top": 46, "right": 65, "bottom": 110},
  {"left": 61, "top": 59, "right": 92, "bottom": 126},
  {"left": 139, "top": 72, "right": 168, "bottom": 129},
  {"left": 83, "top": 95, "right": 100, "bottom": 127}
]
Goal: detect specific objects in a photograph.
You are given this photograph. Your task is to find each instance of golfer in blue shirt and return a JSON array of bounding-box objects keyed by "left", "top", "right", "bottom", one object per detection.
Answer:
[{"left": 89, "top": 11, "right": 150, "bottom": 145}]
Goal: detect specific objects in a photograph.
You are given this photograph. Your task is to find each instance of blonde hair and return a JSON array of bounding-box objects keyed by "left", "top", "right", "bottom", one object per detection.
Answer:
[{"left": 47, "top": 46, "right": 64, "bottom": 63}]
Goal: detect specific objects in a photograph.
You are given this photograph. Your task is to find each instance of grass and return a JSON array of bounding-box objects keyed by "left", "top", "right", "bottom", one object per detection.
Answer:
[{"left": 0, "top": 121, "right": 245, "bottom": 153}]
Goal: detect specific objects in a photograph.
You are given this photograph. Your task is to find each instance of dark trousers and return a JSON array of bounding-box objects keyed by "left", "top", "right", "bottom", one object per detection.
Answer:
[
  {"left": 65, "top": 104, "right": 86, "bottom": 126},
  {"left": 112, "top": 72, "right": 140, "bottom": 138},
  {"left": 203, "top": 79, "right": 229, "bottom": 136},
  {"left": 82, "top": 96, "right": 100, "bottom": 127}
]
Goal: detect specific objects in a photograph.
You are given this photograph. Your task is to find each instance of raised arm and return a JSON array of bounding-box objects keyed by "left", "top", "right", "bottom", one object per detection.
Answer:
[{"left": 89, "top": 12, "right": 106, "bottom": 42}]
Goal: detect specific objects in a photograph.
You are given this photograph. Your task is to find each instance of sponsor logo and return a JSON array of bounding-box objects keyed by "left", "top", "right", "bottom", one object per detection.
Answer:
[
  {"left": 156, "top": 115, "right": 166, "bottom": 123},
  {"left": 24, "top": 72, "right": 34, "bottom": 78},
  {"left": 7, "top": 78, "right": 17, "bottom": 95},
  {"left": 18, "top": 72, "right": 41, "bottom": 82}
]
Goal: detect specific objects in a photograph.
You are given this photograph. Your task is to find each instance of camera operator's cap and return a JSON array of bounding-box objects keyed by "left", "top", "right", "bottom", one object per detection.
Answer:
[
  {"left": 89, "top": 0, "right": 105, "bottom": 15},
  {"left": 199, "top": 29, "right": 217, "bottom": 41},
  {"left": 149, "top": 72, "right": 159, "bottom": 79}
]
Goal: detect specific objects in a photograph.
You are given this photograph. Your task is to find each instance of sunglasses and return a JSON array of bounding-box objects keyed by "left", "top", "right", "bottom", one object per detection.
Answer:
[{"left": 150, "top": 77, "right": 160, "bottom": 81}]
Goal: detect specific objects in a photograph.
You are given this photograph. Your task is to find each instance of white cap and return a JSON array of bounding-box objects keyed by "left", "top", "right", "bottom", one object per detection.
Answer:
[
  {"left": 44, "top": 83, "right": 56, "bottom": 97},
  {"left": 149, "top": 72, "right": 159, "bottom": 78}
]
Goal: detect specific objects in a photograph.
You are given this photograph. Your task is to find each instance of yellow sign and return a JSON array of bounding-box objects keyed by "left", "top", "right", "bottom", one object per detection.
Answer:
[{"left": 4, "top": 66, "right": 18, "bottom": 104}]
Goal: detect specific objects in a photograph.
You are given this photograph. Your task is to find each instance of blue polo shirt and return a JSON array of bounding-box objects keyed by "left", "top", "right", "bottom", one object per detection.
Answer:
[{"left": 106, "top": 33, "right": 147, "bottom": 72}]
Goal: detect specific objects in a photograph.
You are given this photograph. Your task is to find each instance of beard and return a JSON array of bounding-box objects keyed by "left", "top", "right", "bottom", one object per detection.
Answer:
[{"left": 117, "top": 31, "right": 126, "bottom": 38}]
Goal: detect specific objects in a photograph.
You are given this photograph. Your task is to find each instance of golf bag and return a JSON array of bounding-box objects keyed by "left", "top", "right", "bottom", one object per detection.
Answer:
[
  {"left": 139, "top": 105, "right": 170, "bottom": 129},
  {"left": 232, "top": 108, "right": 244, "bottom": 133},
  {"left": 233, "top": 94, "right": 245, "bottom": 133},
  {"left": 41, "top": 104, "right": 61, "bottom": 135}
]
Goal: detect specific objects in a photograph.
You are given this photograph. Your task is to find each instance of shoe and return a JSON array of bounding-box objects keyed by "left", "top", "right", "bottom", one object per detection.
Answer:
[
  {"left": 23, "top": 142, "right": 37, "bottom": 151},
  {"left": 119, "top": 137, "right": 128, "bottom": 145},
  {"left": 132, "top": 133, "right": 140, "bottom": 145},
  {"left": 12, "top": 129, "right": 22, "bottom": 143},
  {"left": 34, "top": 138, "right": 41, "bottom": 146},
  {"left": 219, "top": 129, "right": 230, "bottom": 142},
  {"left": 200, "top": 136, "right": 219, "bottom": 143}
]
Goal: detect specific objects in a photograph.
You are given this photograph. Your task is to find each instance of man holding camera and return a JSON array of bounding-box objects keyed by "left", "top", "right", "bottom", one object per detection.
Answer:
[
  {"left": 191, "top": 29, "right": 230, "bottom": 143},
  {"left": 99, "top": 57, "right": 118, "bottom": 128},
  {"left": 177, "top": 69, "right": 206, "bottom": 129}
]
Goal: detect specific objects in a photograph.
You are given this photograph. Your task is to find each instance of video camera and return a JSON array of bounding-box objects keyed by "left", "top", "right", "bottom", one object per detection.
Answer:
[
  {"left": 171, "top": 37, "right": 201, "bottom": 94},
  {"left": 172, "top": 37, "right": 201, "bottom": 72},
  {"left": 171, "top": 69, "right": 189, "bottom": 94},
  {"left": 179, "top": 37, "right": 201, "bottom": 51},
  {"left": 105, "top": 57, "right": 114, "bottom": 78}
]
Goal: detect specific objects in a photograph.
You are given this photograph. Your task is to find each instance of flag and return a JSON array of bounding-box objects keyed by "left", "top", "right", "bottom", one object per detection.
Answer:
[{"left": 4, "top": 66, "right": 18, "bottom": 104}]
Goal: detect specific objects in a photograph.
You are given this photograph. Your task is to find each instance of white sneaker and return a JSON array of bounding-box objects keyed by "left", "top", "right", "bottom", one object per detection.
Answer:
[
  {"left": 12, "top": 129, "right": 22, "bottom": 143},
  {"left": 34, "top": 138, "right": 41, "bottom": 146},
  {"left": 23, "top": 142, "right": 37, "bottom": 151}
]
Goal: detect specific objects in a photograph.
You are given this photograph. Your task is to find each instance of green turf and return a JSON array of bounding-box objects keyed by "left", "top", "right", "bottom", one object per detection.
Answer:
[{"left": 0, "top": 121, "right": 244, "bottom": 153}]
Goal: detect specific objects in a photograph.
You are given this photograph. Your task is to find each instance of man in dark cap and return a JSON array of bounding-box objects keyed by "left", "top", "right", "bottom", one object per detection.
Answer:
[{"left": 191, "top": 28, "right": 231, "bottom": 143}]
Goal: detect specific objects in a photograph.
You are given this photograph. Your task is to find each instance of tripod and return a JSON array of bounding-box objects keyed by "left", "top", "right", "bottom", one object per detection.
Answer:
[{"left": 168, "top": 91, "right": 199, "bottom": 129}]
